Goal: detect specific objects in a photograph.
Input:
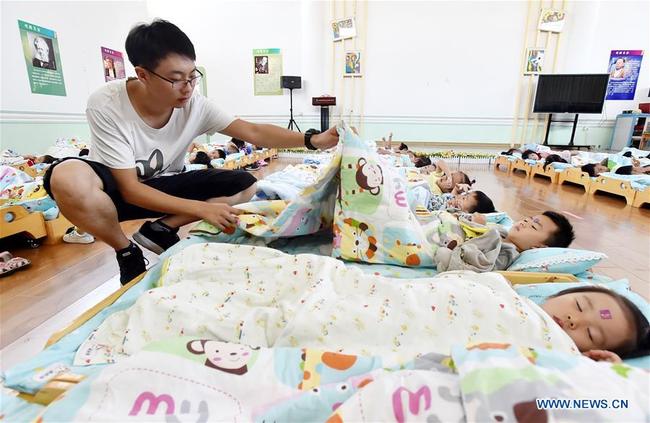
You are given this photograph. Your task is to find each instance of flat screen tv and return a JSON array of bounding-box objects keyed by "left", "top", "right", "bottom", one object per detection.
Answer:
[{"left": 533, "top": 74, "right": 609, "bottom": 114}]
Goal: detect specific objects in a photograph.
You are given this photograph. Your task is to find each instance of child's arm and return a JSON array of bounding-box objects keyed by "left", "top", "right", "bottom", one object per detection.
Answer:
[
  {"left": 582, "top": 349, "right": 622, "bottom": 363},
  {"left": 187, "top": 141, "right": 201, "bottom": 153},
  {"left": 433, "top": 159, "right": 451, "bottom": 176},
  {"left": 451, "top": 184, "right": 471, "bottom": 195}
]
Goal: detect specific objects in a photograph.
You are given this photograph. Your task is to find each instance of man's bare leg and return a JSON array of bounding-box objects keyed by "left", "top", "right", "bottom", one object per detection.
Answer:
[{"left": 49, "top": 160, "right": 130, "bottom": 250}]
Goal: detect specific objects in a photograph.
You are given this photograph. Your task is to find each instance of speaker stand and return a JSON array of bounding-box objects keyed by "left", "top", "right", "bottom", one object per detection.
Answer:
[{"left": 287, "top": 88, "right": 301, "bottom": 132}]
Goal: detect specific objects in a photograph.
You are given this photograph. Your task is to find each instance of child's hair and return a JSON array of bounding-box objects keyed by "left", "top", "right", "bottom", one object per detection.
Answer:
[
  {"left": 38, "top": 154, "right": 56, "bottom": 164},
  {"left": 551, "top": 286, "right": 650, "bottom": 359},
  {"left": 542, "top": 211, "right": 575, "bottom": 247},
  {"left": 622, "top": 151, "right": 633, "bottom": 158},
  {"left": 414, "top": 156, "right": 432, "bottom": 168},
  {"left": 543, "top": 154, "right": 568, "bottom": 170},
  {"left": 615, "top": 165, "right": 633, "bottom": 175},
  {"left": 230, "top": 138, "right": 246, "bottom": 150},
  {"left": 125, "top": 19, "right": 195, "bottom": 69},
  {"left": 191, "top": 151, "right": 213, "bottom": 168},
  {"left": 501, "top": 148, "right": 521, "bottom": 156},
  {"left": 458, "top": 171, "right": 476, "bottom": 187},
  {"left": 470, "top": 191, "right": 496, "bottom": 213},
  {"left": 215, "top": 149, "right": 226, "bottom": 160},
  {"left": 521, "top": 149, "right": 539, "bottom": 160},
  {"left": 398, "top": 143, "right": 409, "bottom": 151},
  {"left": 78, "top": 148, "right": 89, "bottom": 157},
  {"left": 581, "top": 163, "right": 598, "bottom": 177}
]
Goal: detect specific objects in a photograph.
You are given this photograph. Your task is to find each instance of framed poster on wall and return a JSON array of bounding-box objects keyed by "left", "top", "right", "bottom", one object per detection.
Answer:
[
  {"left": 101, "top": 47, "right": 126, "bottom": 82},
  {"left": 253, "top": 48, "right": 282, "bottom": 96},
  {"left": 538, "top": 9, "right": 566, "bottom": 33},
  {"left": 18, "top": 19, "right": 66, "bottom": 96},
  {"left": 344, "top": 51, "right": 362, "bottom": 77},
  {"left": 331, "top": 17, "right": 356, "bottom": 41},
  {"left": 606, "top": 50, "right": 644, "bottom": 100},
  {"left": 524, "top": 48, "right": 545, "bottom": 75}
]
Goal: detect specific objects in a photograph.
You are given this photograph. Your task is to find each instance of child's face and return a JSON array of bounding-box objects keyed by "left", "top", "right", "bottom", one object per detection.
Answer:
[
  {"left": 594, "top": 163, "right": 608, "bottom": 175},
  {"left": 437, "top": 171, "right": 465, "bottom": 193},
  {"left": 541, "top": 291, "right": 634, "bottom": 353},
  {"left": 420, "top": 165, "right": 437, "bottom": 175},
  {"left": 449, "top": 192, "right": 477, "bottom": 212},
  {"left": 530, "top": 153, "right": 541, "bottom": 161},
  {"left": 506, "top": 215, "right": 557, "bottom": 251}
]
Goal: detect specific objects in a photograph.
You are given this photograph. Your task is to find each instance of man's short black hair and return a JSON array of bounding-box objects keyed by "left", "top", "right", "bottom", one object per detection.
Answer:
[
  {"left": 542, "top": 211, "right": 575, "bottom": 248},
  {"left": 125, "top": 19, "right": 196, "bottom": 69},
  {"left": 470, "top": 191, "right": 496, "bottom": 213}
]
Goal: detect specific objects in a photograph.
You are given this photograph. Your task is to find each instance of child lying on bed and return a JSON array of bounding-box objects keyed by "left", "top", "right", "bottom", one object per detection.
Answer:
[
  {"left": 582, "top": 156, "right": 650, "bottom": 177},
  {"left": 427, "top": 189, "right": 496, "bottom": 214},
  {"left": 541, "top": 285, "right": 650, "bottom": 363},
  {"left": 77, "top": 242, "right": 649, "bottom": 366},
  {"left": 435, "top": 211, "right": 575, "bottom": 272},
  {"left": 417, "top": 159, "right": 474, "bottom": 195}
]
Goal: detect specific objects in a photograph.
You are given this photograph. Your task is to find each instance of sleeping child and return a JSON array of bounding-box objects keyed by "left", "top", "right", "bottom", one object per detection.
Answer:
[
  {"left": 541, "top": 285, "right": 649, "bottom": 363},
  {"left": 582, "top": 156, "right": 650, "bottom": 177},
  {"left": 427, "top": 190, "right": 496, "bottom": 214},
  {"left": 417, "top": 159, "right": 474, "bottom": 195},
  {"left": 434, "top": 210, "right": 575, "bottom": 272},
  {"left": 77, "top": 242, "right": 649, "bottom": 366}
]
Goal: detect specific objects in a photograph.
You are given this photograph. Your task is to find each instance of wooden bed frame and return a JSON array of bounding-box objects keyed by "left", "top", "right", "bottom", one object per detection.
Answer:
[
  {"left": 510, "top": 158, "right": 532, "bottom": 177},
  {"left": 494, "top": 155, "right": 512, "bottom": 173},
  {"left": 632, "top": 186, "right": 650, "bottom": 208},
  {"left": 0, "top": 205, "right": 73, "bottom": 246},
  {"left": 558, "top": 167, "right": 593, "bottom": 192},
  {"left": 529, "top": 163, "right": 559, "bottom": 184},
  {"left": 588, "top": 175, "right": 637, "bottom": 206},
  {"left": 222, "top": 149, "right": 277, "bottom": 170},
  {"left": 0, "top": 204, "right": 47, "bottom": 241}
]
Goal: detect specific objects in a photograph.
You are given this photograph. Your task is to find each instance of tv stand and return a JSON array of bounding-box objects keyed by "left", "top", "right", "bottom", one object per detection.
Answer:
[{"left": 542, "top": 113, "right": 592, "bottom": 150}]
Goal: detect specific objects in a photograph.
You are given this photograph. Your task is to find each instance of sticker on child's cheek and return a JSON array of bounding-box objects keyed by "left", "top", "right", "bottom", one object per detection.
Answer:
[{"left": 599, "top": 309, "right": 612, "bottom": 319}]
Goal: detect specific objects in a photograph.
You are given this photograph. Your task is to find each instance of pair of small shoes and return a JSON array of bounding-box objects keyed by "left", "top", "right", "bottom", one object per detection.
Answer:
[
  {"left": 63, "top": 229, "right": 95, "bottom": 244},
  {"left": 0, "top": 251, "right": 31, "bottom": 277}
]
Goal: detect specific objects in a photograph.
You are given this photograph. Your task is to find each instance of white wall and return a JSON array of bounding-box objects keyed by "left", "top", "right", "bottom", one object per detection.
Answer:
[
  {"left": 559, "top": 0, "right": 650, "bottom": 120},
  {"left": 146, "top": 0, "right": 328, "bottom": 121},
  {"left": 0, "top": 1, "right": 148, "bottom": 115},
  {"left": 146, "top": 0, "right": 648, "bottom": 137},
  {"left": 1, "top": 0, "right": 648, "bottom": 151},
  {"left": 363, "top": 1, "right": 527, "bottom": 118}
]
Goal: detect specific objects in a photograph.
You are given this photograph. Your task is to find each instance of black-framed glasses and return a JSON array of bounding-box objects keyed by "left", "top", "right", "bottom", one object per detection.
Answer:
[{"left": 144, "top": 67, "right": 203, "bottom": 90}]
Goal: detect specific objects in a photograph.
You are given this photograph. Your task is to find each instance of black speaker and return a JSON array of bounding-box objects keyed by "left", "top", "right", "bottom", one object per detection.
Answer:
[{"left": 281, "top": 76, "right": 302, "bottom": 90}]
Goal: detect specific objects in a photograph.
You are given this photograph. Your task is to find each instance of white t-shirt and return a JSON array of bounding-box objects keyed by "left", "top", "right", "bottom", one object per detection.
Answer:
[{"left": 87, "top": 79, "right": 235, "bottom": 180}]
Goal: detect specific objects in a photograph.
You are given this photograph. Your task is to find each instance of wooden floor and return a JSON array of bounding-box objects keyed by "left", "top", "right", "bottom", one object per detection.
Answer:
[{"left": 0, "top": 159, "right": 648, "bottom": 349}]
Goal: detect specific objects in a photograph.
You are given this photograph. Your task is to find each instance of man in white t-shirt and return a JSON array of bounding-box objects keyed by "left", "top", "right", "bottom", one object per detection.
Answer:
[{"left": 44, "top": 20, "right": 338, "bottom": 284}]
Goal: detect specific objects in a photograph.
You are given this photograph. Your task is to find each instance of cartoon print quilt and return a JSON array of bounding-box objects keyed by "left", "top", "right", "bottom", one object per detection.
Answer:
[
  {"left": 37, "top": 341, "right": 649, "bottom": 422},
  {"left": 72, "top": 243, "right": 577, "bottom": 367},
  {"left": 191, "top": 123, "right": 504, "bottom": 269}
]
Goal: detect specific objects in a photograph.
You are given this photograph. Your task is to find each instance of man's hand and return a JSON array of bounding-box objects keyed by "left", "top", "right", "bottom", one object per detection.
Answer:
[
  {"left": 197, "top": 203, "right": 242, "bottom": 231},
  {"left": 310, "top": 126, "right": 339, "bottom": 150},
  {"left": 582, "top": 349, "right": 622, "bottom": 363}
]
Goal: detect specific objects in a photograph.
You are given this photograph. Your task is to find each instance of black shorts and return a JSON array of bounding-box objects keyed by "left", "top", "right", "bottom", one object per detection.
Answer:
[{"left": 43, "top": 158, "right": 257, "bottom": 222}]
